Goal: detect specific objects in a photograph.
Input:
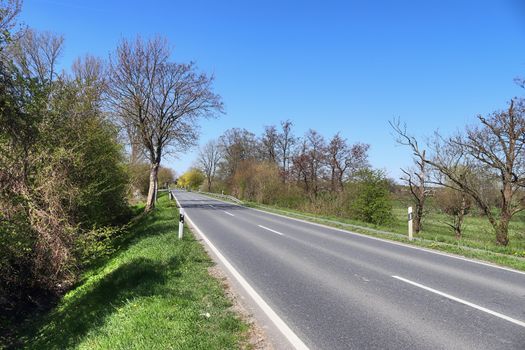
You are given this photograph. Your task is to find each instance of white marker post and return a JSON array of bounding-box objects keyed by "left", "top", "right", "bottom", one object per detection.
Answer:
[
  {"left": 408, "top": 206, "right": 413, "bottom": 241},
  {"left": 178, "top": 208, "right": 185, "bottom": 240}
]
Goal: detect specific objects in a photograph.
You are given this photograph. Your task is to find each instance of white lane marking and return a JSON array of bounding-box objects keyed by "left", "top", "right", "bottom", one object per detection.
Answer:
[
  {"left": 223, "top": 210, "right": 235, "bottom": 216},
  {"left": 194, "top": 192, "right": 525, "bottom": 276},
  {"left": 172, "top": 193, "right": 309, "bottom": 350},
  {"left": 258, "top": 225, "right": 284, "bottom": 236},
  {"left": 392, "top": 275, "right": 525, "bottom": 328},
  {"left": 209, "top": 204, "right": 215, "bottom": 208}
]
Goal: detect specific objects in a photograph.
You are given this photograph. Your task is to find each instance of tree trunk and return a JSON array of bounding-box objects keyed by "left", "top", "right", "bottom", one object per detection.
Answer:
[
  {"left": 495, "top": 182, "right": 512, "bottom": 246},
  {"left": 330, "top": 167, "right": 336, "bottom": 193},
  {"left": 495, "top": 216, "right": 510, "bottom": 245},
  {"left": 207, "top": 177, "right": 212, "bottom": 192},
  {"left": 145, "top": 163, "right": 159, "bottom": 211},
  {"left": 454, "top": 196, "right": 467, "bottom": 239},
  {"left": 454, "top": 213, "right": 464, "bottom": 239},
  {"left": 414, "top": 203, "right": 424, "bottom": 233}
]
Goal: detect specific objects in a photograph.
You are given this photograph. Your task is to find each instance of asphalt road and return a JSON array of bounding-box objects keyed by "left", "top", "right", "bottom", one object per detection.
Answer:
[{"left": 172, "top": 190, "right": 525, "bottom": 350}]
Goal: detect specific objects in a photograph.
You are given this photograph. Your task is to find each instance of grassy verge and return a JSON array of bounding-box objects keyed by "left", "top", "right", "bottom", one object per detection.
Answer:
[
  {"left": 199, "top": 192, "right": 525, "bottom": 272},
  {"left": 247, "top": 202, "right": 525, "bottom": 271},
  {"left": 15, "top": 194, "right": 248, "bottom": 350}
]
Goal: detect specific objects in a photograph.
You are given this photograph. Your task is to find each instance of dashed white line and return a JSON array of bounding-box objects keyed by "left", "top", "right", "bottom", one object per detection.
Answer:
[
  {"left": 258, "top": 225, "right": 284, "bottom": 236},
  {"left": 392, "top": 275, "right": 525, "bottom": 328},
  {"left": 223, "top": 210, "right": 235, "bottom": 216}
]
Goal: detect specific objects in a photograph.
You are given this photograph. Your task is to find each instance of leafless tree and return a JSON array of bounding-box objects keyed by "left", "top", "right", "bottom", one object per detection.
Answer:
[
  {"left": 198, "top": 140, "right": 222, "bottom": 192},
  {"left": 292, "top": 129, "right": 326, "bottom": 197},
  {"left": 10, "top": 28, "right": 64, "bottom": 83},
  {"left": 326, "top": 133, "right": 370, "bottom": 192},
  {"left": 435, "top": 185, "right": 471, "bottom": 239},
  {"left": 393, "top": 99, "right": 525, "bottom": 245},
  {"left": 218, "top": 128, "right": 258, "bottom": 179},
  {"left": 108, "top": 36, "right": 223, "bottom": 211},
  {"left": 277, "top": 120, "right": 296, "bottom": 181},
  {"left": 71, "top": 54, "right": 107, "bottom": 111},
  {"left": 306, "top": 129, "right": 326, "bottom": 197},
  {"left": 430, "top": 100, "right": 525, "bottom": 245},
  {"left": 390, "top": 119, "right": 430, "bottom": 234},
  {"left": 260, "top": 125, "right": 279, "bottom": 163},
  {"left": 292, "top": 139, "right": 312, "bottom": 193}
]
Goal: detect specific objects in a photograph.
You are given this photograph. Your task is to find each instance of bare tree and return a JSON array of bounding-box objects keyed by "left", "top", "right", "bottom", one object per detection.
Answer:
[
  {"left": 430, "top": 100, "right": 525, "bottom": 245},
  {"left": 390, "top": 119, "right": 430, "bottom": 234},
  {"left": 393, "top": 99, "right": 525, "bottom": 245},
  {"left": 108, "top": 36, "right": 223, "bottom": 211},
  {"left": 292, "top": 139, "right": 312, "bottom": 193},
  {"left": 218, "top": 128, "right": 258, "bottom": 179},
  {"left": 10, "top": 28, "right": 64, "bottom": 83},
  {"left": 435, "top": 186, "right": 471, "bottom": 239},
  {"left": 326, "top": 133, "right": 370, "bottom": 192},
  {"left": 71, "top": 54, "right": 107, "bottom": 111},
  {"left": 198, "top": 140, "right": 222, "bottom": 192},
  {"left": 260, "top": 125, "right": 279, "bottom": 163},
  {"left": 306, "top": 129, "right": 326, "bottom": 197},
  {"left": 276, "top": 120, "right": 296, "bottom": 181},
  {"left": 292, "top": 129, "right": 326, "bottom": 197}
]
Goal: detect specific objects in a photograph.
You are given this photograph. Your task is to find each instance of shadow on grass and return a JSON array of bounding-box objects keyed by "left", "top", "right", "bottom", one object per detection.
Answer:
[
  {"left": 23, "top": 256, "right": 182, "bottom": 349},
  {"left": 77, "top": 205, "right": 178, "bottom": 284},
  {"left": 17, "top": 199, "right": 185, "bottom": 350}
]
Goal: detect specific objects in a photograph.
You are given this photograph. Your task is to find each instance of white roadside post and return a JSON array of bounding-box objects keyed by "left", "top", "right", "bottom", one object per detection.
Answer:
[
  {"left": 178, "top": 208, "right": 185, "bottom": 240},
  {"left": 408, "top": 206, "right": 413, "bottom": 241}
]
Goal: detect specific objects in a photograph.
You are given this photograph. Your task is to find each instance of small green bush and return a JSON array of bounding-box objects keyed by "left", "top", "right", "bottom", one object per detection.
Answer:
[{"left": 349, "top": 169, "right": 394, "bottom": 225}]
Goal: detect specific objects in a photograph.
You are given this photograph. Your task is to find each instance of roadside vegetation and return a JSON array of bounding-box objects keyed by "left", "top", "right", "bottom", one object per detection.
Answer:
[
  {"left": 14, "top": 194, "right": 248, "bottom": 349},
  {"left": 2, "top": 0, "right": 525, "bottom": 347},
  {"left": 0, "top": 1, "right": 224, "bottom": 347},
  {"left": 191, "top": 100, "right": 525, "bottom": 269}
]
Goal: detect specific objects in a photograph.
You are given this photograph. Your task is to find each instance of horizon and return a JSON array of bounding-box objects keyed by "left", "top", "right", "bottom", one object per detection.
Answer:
[{"left": 20, "top": 0, "right": 525, "bottom": 179}]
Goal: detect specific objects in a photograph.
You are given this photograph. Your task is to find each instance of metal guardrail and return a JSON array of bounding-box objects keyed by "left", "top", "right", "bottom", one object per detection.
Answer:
[{"left": 197, "top": 191, "right": 243, "bottom": 204}]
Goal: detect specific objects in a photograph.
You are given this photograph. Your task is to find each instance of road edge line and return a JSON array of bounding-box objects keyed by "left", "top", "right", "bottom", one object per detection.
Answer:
[{"left": 173, "top": 192, "right": 310, "bottom": 350}]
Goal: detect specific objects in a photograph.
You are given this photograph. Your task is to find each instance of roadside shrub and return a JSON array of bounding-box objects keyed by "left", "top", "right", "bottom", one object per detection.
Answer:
[
  {"left": 0, "top": 56, "right": 131, "bottom": 324},
  {"left": 231, "top": 161, "right": 283, "bottom": 204},
  {"left": 178, "top": 168, "right": 205, "bottom": 190},
  {"left": 75, "top": 225, "right": 128, "bottom": 267},
  {"left": 349, "top": 169, "right": 394, "bottom": 225}
]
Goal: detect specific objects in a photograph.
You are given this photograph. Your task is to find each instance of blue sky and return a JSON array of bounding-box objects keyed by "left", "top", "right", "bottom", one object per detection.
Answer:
[{"left": 20, "top": 0, "right": 525, "bottom": 179}]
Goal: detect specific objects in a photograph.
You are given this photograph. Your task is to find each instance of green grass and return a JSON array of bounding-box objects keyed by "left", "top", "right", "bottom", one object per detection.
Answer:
[{"left": 16, "top": 194, "right": 248, "bottom": 350}]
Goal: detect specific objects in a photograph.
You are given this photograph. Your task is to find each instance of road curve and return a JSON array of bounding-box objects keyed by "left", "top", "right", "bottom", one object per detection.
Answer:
[{"left": 173, "top": 190, "right": 525, "bottom": 350}]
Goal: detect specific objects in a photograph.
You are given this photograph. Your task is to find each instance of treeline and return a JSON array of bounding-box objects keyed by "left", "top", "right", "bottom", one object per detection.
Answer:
[
  {"left": 193, "top": 123, "right": 394, "bottom": 225},
  {"left": 191, "top": 94, "right": 525, "bottom": 247}
]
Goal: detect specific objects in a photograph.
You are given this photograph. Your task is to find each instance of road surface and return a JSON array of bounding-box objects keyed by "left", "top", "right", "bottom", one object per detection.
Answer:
[{"left": 172, "top": 190, "right": 525, "bottom": 349}]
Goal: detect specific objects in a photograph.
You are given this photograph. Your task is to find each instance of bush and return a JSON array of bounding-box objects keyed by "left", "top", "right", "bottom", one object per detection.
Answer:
[
  {"left": 349, "top": 169, "right": 394, "bottom": 225},
  {"left": 0, "top": 57, "right": 131, "bottom": 325},
  {"left": 178, "top": 168, "right": 205, "bottom": 190},
  {"left": 231, "top": 161, "right": 282, "bottom": 203}
]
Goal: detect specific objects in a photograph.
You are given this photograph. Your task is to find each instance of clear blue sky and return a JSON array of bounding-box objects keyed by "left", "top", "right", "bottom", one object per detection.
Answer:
[{"left": 20, "top": 0, "right": 525, "bottom": 179}]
